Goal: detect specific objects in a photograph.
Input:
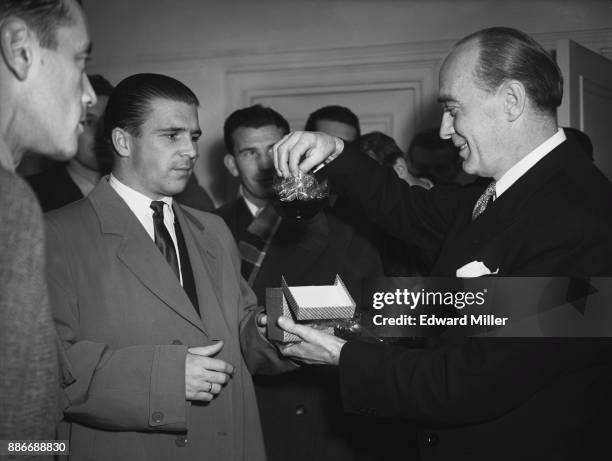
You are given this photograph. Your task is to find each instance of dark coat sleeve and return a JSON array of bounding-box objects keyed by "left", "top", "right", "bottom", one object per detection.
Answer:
[
  {"left": 319, "top": 143, "right": 471, "bottom": 253},
  {"left": 338, "top": 337, "right": 611, "bottom": 425}
]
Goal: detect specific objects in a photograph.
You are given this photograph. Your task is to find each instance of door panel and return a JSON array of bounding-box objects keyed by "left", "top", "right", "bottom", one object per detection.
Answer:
[{"left": 557, "top": 39, "right": 612, "bottom": 178}]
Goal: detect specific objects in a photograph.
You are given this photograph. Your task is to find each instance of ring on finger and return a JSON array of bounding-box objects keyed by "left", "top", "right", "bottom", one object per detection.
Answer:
[{"left": 208, "top": 382, "right": 213, "bottom": 393}]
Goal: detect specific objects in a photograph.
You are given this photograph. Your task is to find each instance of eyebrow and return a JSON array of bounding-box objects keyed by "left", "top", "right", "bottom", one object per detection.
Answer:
[
  {"left": 437, "top": 95, "right": 454, "bottom": 104},
  {"left": 156, "top": 127, "right": 202, "bottom": 136}
]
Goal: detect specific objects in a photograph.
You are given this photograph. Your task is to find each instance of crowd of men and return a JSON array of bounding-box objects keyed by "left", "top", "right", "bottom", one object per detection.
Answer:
[{"left": 1, "top": 1, "right": 612, "bottom": 461}]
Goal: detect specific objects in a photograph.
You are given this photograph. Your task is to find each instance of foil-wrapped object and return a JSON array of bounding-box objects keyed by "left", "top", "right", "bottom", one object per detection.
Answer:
[
  {"left": 273, "top": 171, "right": 328, "bottom": 202},
  {"left": 272, "top": 172, "right": 329, "bottom": 220}
]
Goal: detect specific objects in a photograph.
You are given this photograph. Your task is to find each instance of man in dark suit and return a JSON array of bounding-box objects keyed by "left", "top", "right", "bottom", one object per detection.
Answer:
[
  {"left": 45, "top": 74, "right": 290, "bottom": 461},
  {"left": 27, "top": 74, "right": 114, "bottom": 211},
  {"left": 0, "top": 0, "right": 97, "bottom": 452},
  {"left": 273, "top": 27, "right": 612, "bottom": 459},
  {"left": 216, "top": 105, "right": 399, "bottom": 461}
]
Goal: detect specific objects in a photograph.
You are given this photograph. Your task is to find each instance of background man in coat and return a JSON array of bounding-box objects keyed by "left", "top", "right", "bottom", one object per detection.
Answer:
[
  {"left": 273, "top": 27, "right": 612, "bottom": 459},
  {"left": 216, "top": 104, "right": 405, "bottom": 461},
  {"left": 0, "top": 0, "right": 96, "bottom": 452},
  {"left": 45, "top": 73, "right": 288, "bottom": 461}
]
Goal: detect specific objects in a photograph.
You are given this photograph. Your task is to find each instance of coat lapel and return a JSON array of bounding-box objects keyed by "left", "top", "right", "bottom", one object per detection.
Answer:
[
  {"left": 177, "top": 207, "right": 233, "bottom": 335},
  {"left": 435, "top": 141, "right": 571, "bottom": 275},
  {"left": 89, "top": 179, "right": 206, "bottom": 334}
]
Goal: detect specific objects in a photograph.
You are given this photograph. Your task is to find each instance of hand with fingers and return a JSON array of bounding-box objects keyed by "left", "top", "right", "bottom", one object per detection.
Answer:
[
  {"left": 276, "top": 316, "right": 346, "bottom": 366},
  {"left": 185, "top": 341, "right": 234, "bottom": 402},
  {"left": 273, "top": 131, "right": 344, "bottom": 178},
  {"left": 256, "top": 312, "right": 267, "bottom": 337}
]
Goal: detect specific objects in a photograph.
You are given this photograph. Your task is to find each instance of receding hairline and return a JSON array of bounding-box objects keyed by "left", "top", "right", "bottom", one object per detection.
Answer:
[{"left": 438, "top": 38, "right": 483, "bottom": 99}]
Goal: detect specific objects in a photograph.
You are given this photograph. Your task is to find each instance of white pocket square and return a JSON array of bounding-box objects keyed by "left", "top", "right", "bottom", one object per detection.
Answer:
[{"left": 456, "top": 260, "right": 499, "bottom": 278}]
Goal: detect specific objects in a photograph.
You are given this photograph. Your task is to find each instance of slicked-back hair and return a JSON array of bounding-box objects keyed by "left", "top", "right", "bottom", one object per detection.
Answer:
[
  {"left": 103, "top": 73, "right": 199, "bottom": 145},
  {"left": 304, "top": 105, "right": 361, "bottom": 136},
  {"left": 224, "top": 104, "right": 289, "bottom": 154},
  {"left": 0, "top": 0, "right": 79, "bottom": 49},
  {"left": 456, "top": 27, "right": 563, "bottom": 115}
]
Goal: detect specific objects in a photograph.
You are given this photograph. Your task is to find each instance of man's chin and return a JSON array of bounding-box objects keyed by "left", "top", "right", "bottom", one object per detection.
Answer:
[
  {"left": 461, "top": 159, "right": 477, "bottom": 176},
  {"left": 165, "top": 177, "right": 192, "bottom": 196},
  {"left": 47, "top": 146, "right": 78, "bottom": 162}
]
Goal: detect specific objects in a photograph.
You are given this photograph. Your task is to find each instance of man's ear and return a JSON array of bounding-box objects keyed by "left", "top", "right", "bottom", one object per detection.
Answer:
[
  {"left": 111, "top": 128, "right": 131, "bottom": 158},
  {"left": 224, "top": 154, "right": 240, "bottom": 177},
  {"left": 393, "top": 157, "right": 409, "bottom": 180},
  {"left": 501, "top": 80, "right": 526, "bottom": 122},
  {"left": 0, "top": 18, "right": 35, "bottom": 81}
]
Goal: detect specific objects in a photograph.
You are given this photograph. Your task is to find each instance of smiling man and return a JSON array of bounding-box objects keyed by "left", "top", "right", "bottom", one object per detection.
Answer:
[
  {"left": 44, "top": 74, "right": 288, "bottom": 461},
  {"left": 272, "top": 27, "right": 612, "bottom": 460},
  {"left": 275, "top": 27, "right": 612, "bottom": 277}
]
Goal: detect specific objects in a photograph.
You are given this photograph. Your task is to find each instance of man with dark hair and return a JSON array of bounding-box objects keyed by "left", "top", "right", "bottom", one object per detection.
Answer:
[
  {"left": 45, "top": 75, "right": 288, "bottom": 461},
  {"left": 359, "top": 131, "right": 432, "bottom": 187},
  {"left": 216, "top": 104, "right": 388, "bottom": 461},
  {"left": 0, "top": 0, "right": 95, "bottom": 449},
  {"left": 28, "top": 74, "right": 115, "bottom": 211},
  {"left": 304, "top": 105, "right": 361, "bottom": 141},
  {"left": 273, "top": 27, "right": 612, "bottom": 459}
]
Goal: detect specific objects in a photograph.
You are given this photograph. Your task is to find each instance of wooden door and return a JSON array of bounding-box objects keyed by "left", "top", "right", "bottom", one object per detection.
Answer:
[{"left": 557, "top": 39, "right": 612, "bottom": 179}]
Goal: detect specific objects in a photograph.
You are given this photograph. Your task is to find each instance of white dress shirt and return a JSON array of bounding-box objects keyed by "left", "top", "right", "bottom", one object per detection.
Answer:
[
  {"left": 242, "top": 193, "right": 264, "bottom": 218},
  {"left": 495, "top": 128, "right": 566, "bottom": 199},
  {"left": 108, "top": 174, "right": 183, "bottom": 285}
]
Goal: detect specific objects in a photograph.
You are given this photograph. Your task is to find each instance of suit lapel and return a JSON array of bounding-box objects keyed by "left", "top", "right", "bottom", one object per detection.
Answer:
[
  {"left": 435, "top": 141, "right": 570, "bottom": 274},
  {"left": 90, "top": 179, "right": 206, "bottom": 334}
]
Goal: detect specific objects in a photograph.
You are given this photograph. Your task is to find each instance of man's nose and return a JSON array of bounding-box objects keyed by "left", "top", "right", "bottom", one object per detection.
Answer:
[
  {"left": 184, "top": 142, "right": 198, "bottom": 159},
  {"left": 82, "top": 74, "right": 97, "bottom": 108},
  {"left": 439, "top": 112, "right": 454, "bottom": 139},
  {"left": 259, "top": 150, "right": 273, "bottom": 169}
]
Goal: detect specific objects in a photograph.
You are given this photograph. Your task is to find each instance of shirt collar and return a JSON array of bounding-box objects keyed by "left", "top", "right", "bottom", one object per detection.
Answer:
[
  {"left": 108, "top": 173, "right": 174, "bottom": 218},
  {"left": 495, "top": 128, "right": 566, "bottom": 198},
  {"left": 242, "top": 192, "right": 265, "bottom": 217}
]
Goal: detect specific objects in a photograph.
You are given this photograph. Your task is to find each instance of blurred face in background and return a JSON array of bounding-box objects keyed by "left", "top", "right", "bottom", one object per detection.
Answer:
[
  {"left": 314, "top": 119, "right": 358, "bottom": 142},
  {"left": 76, "top": 95, "right": 112, "bottom": 172},
  {"left": 224, "top": 125, "right": 284, "bottom": 208}
]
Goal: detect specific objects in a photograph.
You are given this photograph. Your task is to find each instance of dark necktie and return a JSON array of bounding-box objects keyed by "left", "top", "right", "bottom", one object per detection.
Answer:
[
  {"left": 472, "top": 181, "right": 497, "bottom": 221},
  {"left": 150, "top": 200, "right": 181, "bottom": 281}
]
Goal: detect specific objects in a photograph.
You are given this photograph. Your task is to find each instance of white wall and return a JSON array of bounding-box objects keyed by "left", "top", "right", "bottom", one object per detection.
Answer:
[{"left": 84, "top": 0, "right": 612, "bottom": 204}]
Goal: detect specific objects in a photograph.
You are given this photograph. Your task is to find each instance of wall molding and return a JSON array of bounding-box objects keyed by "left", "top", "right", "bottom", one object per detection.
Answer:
[{"left": 91, "top": 27, "right": 612, "bottom": 73}]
